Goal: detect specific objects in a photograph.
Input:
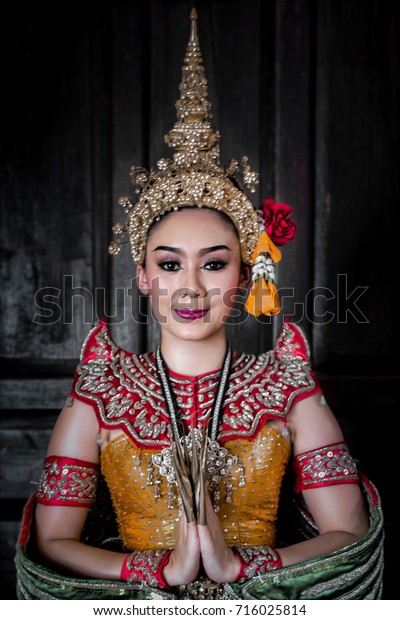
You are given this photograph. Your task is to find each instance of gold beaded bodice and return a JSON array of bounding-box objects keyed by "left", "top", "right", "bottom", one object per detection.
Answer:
[{"left": 101, "top": 424, "right": 290, "bottom": 550}]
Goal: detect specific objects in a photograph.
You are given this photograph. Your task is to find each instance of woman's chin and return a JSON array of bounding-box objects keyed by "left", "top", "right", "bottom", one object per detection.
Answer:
[{"left": 160, "top": 319, "right": 225, "bottom": 342}]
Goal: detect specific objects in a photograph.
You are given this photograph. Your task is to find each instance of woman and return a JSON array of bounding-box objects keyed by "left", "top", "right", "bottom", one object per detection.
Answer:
[{"left": 16, "top": 10, "right": 383, "bottom": 600}]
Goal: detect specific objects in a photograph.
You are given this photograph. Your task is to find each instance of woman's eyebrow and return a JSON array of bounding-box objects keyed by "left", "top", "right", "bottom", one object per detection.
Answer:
[
  {"left": 152, "top": 245, "right": 183, "bottom": 254},
  {"left": 152, "top": 244, "right": 232, "bottom": 255},
  {"left": 199, "top": 245, "right": 231, "bottom": 256}
]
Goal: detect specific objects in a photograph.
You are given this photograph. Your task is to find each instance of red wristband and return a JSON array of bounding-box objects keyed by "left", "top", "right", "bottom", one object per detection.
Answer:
[
  {"left": 121, "top": 549, "right": 172, "bottom": 589},
  {"left": 233, "top": 546, "right": 282, "bottom": 582}
]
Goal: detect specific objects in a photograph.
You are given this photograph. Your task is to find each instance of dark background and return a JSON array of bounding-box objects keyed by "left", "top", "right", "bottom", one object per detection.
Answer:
[{"left": 0, "top": 0, "right": 398, "bottom": 600}]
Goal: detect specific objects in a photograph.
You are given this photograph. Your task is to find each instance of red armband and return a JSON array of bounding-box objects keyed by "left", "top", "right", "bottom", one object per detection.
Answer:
[
  {"left": 36, "top": 455, "right": 99, "bottom": 507},
  {"left": 233, "top": 546, "right": 282, "bottom": 582},
  {"left": 121, "top": 549, "right": 172, "bottom": 589},
  {"left": 293, "top": 441, "right": 358, "bottom": 493}
]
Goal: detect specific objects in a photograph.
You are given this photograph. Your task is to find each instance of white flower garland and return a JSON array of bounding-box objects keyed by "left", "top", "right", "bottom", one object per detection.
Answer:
[{"left": 251, "top": 254, "right": 275, "bottom": 283}]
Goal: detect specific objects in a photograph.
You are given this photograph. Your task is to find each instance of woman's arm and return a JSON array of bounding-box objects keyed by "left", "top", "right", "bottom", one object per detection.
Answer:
[
  {"left": 35, "top": 505, "right": 126, "bottom": 578},
  {"left": 34, "top": 399, "right": 127, "bottom": 579},
  {"left": 277, "top": 393, "right": 369, "bottom": 566}
]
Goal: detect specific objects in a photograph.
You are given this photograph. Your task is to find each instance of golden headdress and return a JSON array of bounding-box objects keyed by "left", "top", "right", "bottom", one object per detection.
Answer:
[{"left": 109, "top": 9, "right": 295, "bottom": 316}]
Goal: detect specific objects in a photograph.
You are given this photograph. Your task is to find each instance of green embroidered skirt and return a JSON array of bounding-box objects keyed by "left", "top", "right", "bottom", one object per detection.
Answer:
[{"left": 15, "top": 474, "right": 383, "bottom": 600}]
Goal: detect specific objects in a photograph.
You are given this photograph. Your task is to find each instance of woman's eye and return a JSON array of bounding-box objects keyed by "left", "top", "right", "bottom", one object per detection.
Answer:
[
  {"left": 204, "top": 260, "right": 226, "bottom": 271},
  {"left": 159, "top": 261, "right": 181, "bottom": 271}
]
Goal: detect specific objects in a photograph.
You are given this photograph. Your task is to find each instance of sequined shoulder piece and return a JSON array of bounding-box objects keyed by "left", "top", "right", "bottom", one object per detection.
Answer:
[
  {"left": 273, "top": 320, "right": 311, "bottom": 362},
  {"left": 71, "top": 320, "right": 170, "bottom": 448},
  {"left": 220, "top": 320, "right": 320, "bottom": 441}
]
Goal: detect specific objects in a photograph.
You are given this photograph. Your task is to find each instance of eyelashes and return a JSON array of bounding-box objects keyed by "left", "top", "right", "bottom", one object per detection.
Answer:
[
  {"left": 157, "top": 259, "right": 228, "bottom": 272},
  {"left": 158, "top": 260, "right": 181, "bottom": 272},
  {"left": 203, "top": 260, "right": 227, "bottom": 271}
]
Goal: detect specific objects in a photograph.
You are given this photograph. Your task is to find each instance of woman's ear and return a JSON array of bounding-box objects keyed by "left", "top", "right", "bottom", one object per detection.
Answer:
[
  {"left": 238, "top": 264, "right": 251, "bottom": 293},
  {"left": 136, "top": 266, "right": 150, "bottom": 295}
]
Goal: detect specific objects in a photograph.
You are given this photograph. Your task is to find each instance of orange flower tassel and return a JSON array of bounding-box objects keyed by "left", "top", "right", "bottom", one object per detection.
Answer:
[
  {"left": 244, "top": 230, "right": 282, "bottom": 317},
  {"left": 244, "top": 278, "right": 281, "bottom": 317}
]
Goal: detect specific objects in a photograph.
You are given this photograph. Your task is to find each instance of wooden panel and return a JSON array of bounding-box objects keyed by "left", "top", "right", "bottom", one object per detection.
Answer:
[
  {"left": 89, "top": 4, "right": 115, "bottom": 314},
  {"left": 0, "top": 379, "right": 72, "bottom": 410},
  {"left": 313, "top": 0, "right": 400, "bottom": 366},
  {"left": 0, "top": 522, "right": 20, "bottom": 599},
  {"left": 0, "top": 412, "right": 55, "bottom": 500},
  {"left": 109, "top": 3, "right": 150, "bottom": 352},
  {"left": 0, "top": 5, "right": 95, "bottom": 361},
  {"left": 273, "top": 0, "right": 315, "bottom": 340}
]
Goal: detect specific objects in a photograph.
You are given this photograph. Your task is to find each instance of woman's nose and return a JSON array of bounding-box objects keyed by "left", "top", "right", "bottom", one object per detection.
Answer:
[{"left": 179, "top": 268, "right": 206, "bottom": 299}]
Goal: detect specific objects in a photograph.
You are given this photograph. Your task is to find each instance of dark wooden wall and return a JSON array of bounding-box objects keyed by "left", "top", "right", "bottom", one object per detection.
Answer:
[{"left": 1, "top": 0, "right": 398, "bottom": 599}]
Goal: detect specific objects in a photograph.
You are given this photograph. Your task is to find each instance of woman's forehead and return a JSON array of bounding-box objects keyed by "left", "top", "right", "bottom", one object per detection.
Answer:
[{"left": 148, "top": 208, "right": 239, "bottom": 244}]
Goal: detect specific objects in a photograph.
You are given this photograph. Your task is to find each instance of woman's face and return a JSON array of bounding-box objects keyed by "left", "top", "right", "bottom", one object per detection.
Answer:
[{"left": 136, "top": 208, "right": 248, "bottom": 344}]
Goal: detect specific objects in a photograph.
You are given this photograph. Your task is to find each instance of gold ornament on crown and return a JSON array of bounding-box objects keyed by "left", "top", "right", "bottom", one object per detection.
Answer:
[{"left": 108, "top": 8, "right": 260, "bottom": 266}]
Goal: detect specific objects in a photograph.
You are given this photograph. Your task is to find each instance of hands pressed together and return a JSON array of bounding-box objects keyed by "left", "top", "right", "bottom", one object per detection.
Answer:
[
  {"left": 163, "top": 488, "right": 241, "bottom": 586},
  {"left": 162, "top": 429, "right": 241, "bottom": 587}
]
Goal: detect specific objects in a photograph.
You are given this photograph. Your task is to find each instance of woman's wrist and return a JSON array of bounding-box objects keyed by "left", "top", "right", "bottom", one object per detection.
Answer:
[
  {"left": 232, "top": 546, "right": 282, "bottom": 583},
  {"left": 229, "top": 547, "right": 242, "bottom": 583},
  {"left": 161, "top": 552, "right": 175, "bottom": 586},
  {"left": 120, "top": 549, "right": 172, "bottom": 589}
]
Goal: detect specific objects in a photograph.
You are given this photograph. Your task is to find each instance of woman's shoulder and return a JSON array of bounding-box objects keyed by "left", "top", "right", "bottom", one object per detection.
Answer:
[
  {"left": 76, "top": 319, "right": 152, "bottom": 370},
  {"left": 222, "top": 321, "right": 320, "bottom": 439},
  {"left": 70, "top": 320, "right": 168, "bottom": 447},
  {"left": 233, "top": 320, "right": 313, "bottom": 373},
  {"left": 74, "top": 319, "right": 160, "bottom": 396},
  {"left": 271, "top": 320, "right": 312, "bottom": 363}
]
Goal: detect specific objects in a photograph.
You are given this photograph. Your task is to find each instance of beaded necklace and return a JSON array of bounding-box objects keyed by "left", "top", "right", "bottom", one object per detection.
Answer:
[
  {"left": 151, "top": 344, "right": 245, "bottom": 511},
  {"left": 155, "top": 344, "right": 232, "bottom": 442}
]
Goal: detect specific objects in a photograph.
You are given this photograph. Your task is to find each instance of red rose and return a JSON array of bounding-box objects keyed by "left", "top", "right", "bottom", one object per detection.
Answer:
[{"left": 261, "top": 197, "right": 296, "bottom": 246}]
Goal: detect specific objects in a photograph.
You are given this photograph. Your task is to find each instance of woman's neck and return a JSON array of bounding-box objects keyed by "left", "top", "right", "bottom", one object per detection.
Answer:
[{"left": 159, "top": 331, "right": 228, "bottom": 376}]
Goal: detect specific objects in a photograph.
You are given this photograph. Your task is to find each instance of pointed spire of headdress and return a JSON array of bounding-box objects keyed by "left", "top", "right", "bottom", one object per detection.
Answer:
[{"left": 165, "top": 7, "right": 221, "bottom": 170}]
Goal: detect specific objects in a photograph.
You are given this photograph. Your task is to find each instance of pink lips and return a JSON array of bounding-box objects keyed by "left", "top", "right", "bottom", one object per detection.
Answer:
[{"left": 175, "top": 308, "right": 209, "bottom": 321}]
